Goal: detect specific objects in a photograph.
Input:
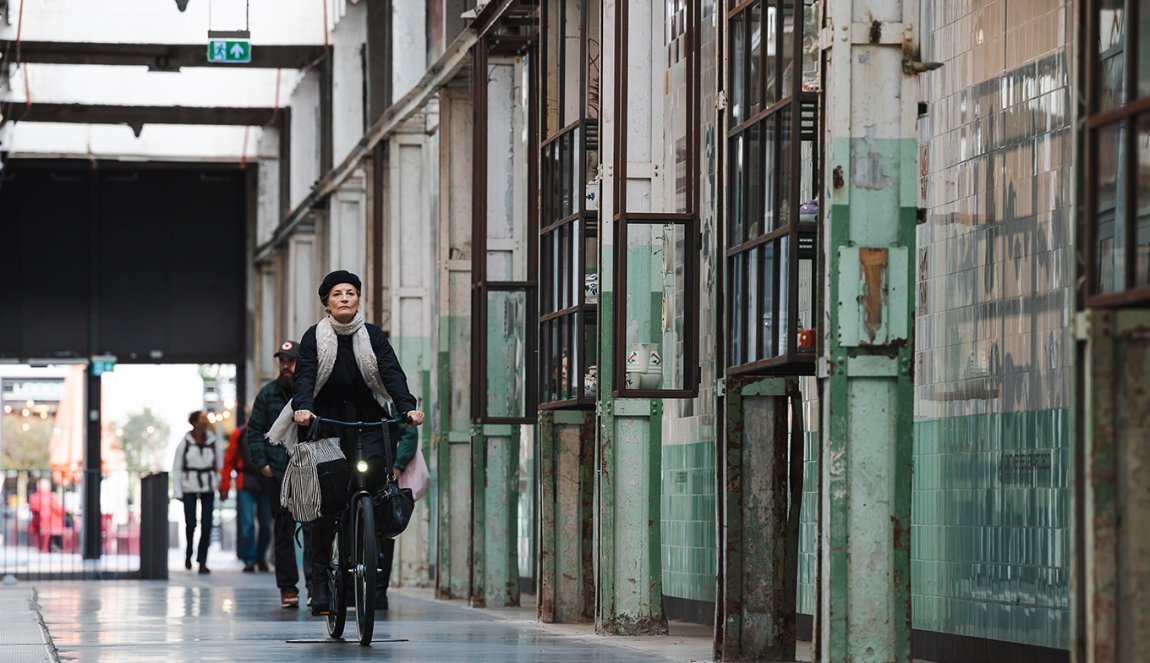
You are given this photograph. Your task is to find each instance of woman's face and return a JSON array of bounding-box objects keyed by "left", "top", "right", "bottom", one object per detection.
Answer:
[{"left": 326, "top": 283, "right": 360, "bottom": 323}]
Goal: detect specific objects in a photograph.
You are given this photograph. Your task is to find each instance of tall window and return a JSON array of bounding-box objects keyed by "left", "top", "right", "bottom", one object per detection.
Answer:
[
  {"left": 726, "top": 0, "right": 819, "bottom": 374},
  {"left": 538, "top": 0, "right": 600, "bottom": 407},
  {"left": 610, "top": 0, "right": 701, "bottom": 398},
  {"left": 1086, "top": 0, "right": 1150, "bottom": 305},
  {"left": 472, "top": 38, "right": 538, "bottom": 424}
]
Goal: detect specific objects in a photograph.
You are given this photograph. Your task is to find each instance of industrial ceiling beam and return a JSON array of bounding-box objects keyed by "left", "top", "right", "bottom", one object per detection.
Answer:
[
  {"left": 0, "top": 40, "right": 325, "bottom": 71},
  {"left": 1, "top": 102, "right": 278, "bottom": 131}
]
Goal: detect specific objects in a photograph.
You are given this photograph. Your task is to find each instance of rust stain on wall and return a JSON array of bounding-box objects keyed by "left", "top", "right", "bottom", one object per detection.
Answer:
[{"left": 859, "top": 248, "right": 889, "bottom": 342}]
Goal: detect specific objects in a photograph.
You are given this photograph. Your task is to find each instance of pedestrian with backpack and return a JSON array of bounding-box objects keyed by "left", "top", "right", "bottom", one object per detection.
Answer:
[{"left": 172, "top": 410, "right": 222, "bottom": 574}]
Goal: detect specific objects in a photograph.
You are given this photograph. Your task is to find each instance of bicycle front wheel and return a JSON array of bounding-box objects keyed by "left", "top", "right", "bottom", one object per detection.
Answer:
[
  {"left": 354, "top": 493, "right": 377, "bottom": 646},
  {"left": 325, "top": 517, "right": 348, "bottom": 638}
]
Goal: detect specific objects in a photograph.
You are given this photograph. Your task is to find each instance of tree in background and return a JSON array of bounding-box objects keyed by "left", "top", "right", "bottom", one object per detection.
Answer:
[
  {"left": 1, "top": 416, "right": 51, "bottom": 469},
  {"left": 118, "top": 408, "right": 170, "bottom": 473}
]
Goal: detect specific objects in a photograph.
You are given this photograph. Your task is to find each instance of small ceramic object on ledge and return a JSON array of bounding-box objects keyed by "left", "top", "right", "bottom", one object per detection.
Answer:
[
  {"left": 584, "top": 365, "right": 598, "bottom": 398},
  {"left": 799, "top": 200, "right": 818, "bottom": 224},
  {"left": 584, "top": 272, "right": 599, "bottom": 304}
]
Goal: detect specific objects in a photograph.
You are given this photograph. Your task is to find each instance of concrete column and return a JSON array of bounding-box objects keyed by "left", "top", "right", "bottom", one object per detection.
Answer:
[
  {"left": 719, "top": 377, "right": 797, "bottom": 660},
  {"left": 539, "top": 410, "right": 596, "bottom": 622},
  {"left": 1075, "top": 309, "right": 1150, "bottom": 661},
  {"left": 594, "top": 0, "right": 667, "bottom": 636},
  {"left": 385, "top": 118, "right": 436, "bottom": 587},
  {"left": 818, "top": 0, "right": 919, "bottom": 660},
  {"left": 435, "top": 86, "right": 474, "bottom": 599},
  {"left": 470, "top": 426, "right": 521, "bottom": 607}
]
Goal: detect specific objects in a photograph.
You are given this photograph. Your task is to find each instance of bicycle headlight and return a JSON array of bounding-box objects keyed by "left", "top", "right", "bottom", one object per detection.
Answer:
[{"left": 356, "top": 460, "right": 369, "bottom": 473}]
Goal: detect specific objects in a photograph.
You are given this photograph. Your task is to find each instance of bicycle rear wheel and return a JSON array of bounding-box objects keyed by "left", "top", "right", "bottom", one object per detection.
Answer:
[
  {"left": 354, "top": 493, "right": 377, "bottom": 646},
  {"left": 325, "top": 519, "right": 348, "bottom": 638}
]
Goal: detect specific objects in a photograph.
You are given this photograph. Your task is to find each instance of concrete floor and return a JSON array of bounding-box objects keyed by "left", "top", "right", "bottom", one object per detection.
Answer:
[{"left": 0, "top": 553, "right": 736, "bottom": 663}]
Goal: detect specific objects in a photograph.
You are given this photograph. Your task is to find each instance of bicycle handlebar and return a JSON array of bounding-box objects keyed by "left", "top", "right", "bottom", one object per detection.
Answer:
[{"left": 309, "top": 415, "right": 409, "bottom": 427}]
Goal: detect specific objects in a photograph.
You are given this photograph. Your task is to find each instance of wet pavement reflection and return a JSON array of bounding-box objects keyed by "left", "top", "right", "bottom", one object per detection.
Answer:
[{"left": 28, "top": 557, "right": 694, "bottom": 662}]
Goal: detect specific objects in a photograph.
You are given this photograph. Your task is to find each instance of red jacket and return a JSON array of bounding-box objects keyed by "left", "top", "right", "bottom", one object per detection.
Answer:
[{"left": 220, "top": 426, "right": 247, "bottom": 493}]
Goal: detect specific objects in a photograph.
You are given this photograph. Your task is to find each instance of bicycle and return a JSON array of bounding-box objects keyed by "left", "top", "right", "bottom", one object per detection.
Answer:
[{"left": 304, "top": 414, "right": 408, "bottom": 646}]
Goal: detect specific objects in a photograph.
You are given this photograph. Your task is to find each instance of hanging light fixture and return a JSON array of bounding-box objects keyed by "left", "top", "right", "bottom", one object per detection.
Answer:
[{"left": 175, "top": 0, "right": 190, "bottom": 12}]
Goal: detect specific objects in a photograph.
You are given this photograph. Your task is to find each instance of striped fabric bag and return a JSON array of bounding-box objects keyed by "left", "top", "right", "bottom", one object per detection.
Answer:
[{"left": 280, "top": 437, "right": 350, "bottom": 523}]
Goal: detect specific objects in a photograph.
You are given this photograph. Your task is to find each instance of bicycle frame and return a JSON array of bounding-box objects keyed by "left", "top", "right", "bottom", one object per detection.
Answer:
[{"left": 306, "top": 415, "right": 404, "bottom": 645}]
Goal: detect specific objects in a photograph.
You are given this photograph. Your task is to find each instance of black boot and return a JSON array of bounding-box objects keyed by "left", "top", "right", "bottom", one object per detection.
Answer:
[{"left": 310, "top": 578, "right": 330, "bottom": 616}]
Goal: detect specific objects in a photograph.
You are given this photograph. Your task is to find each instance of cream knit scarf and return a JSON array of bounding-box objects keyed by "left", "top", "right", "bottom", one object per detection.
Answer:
[{"left": 266, "top": 310, "right": 392, "bottom": 449}]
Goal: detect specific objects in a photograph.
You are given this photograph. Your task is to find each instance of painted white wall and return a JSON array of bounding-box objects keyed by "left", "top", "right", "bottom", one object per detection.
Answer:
[
  {"left": 2, "top": 64, "right": 290, "bottom": 108},
  {"left": 255, "top": 126, "right": 281, "bottom": 243},
  {"left": 392, "top": 1, "right": 427, "bottom": 101},
  {"left": 328, "top": 170, "right": 368, "bottom": 277},
  {"left": 331, "top": 0, "right": 367, "bottom": 163},
  {"left": 288, "top": 68, "right": 321, "bottom": 209},
  {"left": 0, "top": 0, "right": 325, "bottom": 45},
  {"left": 0, "top": 121, "right": 270, "bottom": 160}
]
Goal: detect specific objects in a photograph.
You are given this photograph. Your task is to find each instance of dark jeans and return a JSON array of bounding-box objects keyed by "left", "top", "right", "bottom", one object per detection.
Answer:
[
  {"left": 182, "top": 492, "right": 214, "bottom": 564},
  {"left": 237, "top": 488, "right": 272, "bottom": 566}
]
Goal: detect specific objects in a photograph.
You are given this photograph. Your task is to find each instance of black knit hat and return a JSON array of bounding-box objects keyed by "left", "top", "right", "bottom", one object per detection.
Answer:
[{"left": 318, "top": 270, "right": 362, "bottom": 303}]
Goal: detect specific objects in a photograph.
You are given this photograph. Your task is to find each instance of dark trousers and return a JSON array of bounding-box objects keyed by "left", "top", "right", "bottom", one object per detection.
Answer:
[
  {"left": 266, "top": 476, "right": 302, "bottom": 593},
  {"left": 308, "top": 515, "right": 393, "bottom": 594},
  {"left": 182, "top": 492, "right": 214, "bottom": 564}
]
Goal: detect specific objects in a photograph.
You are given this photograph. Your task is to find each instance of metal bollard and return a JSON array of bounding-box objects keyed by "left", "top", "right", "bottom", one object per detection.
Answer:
[{"left": 139, "top": 472, "right": 170, "bottom": 580}]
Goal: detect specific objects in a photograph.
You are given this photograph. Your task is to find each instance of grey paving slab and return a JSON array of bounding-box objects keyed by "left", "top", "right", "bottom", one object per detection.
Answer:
[
  {"left": 0, "top": 586, "right": 56, "bottom": 662},
  {"left": 26, "top": 556, "right": 707, "bottom": 662}
]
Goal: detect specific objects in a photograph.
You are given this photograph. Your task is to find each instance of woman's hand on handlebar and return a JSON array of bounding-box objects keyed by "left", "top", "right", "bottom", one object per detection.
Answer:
[
  {"left": 406, "top": 410, "right": 425, "bottom": 426},
  {"left": 294, "top": 409, "right": 314, "bottom": 425}
]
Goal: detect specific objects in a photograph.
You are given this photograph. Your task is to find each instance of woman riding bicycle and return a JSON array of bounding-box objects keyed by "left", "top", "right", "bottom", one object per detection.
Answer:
[{"left": 288, "top": 270, "right": 425, "bottom": 616}]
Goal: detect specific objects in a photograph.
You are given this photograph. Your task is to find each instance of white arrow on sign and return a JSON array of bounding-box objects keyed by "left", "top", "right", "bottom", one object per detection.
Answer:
[{"left": 230, "top": 43, "right": 246, "bottom": 58}]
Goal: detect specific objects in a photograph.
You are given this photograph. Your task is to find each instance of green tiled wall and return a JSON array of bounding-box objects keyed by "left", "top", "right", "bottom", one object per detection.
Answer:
[
  {"left": 796, "top": 430, "right": 819, "bottom": 615},
  {"left": 912, "top": 408, "right": 1070, "bottom": 649},
  {"left": 795, "top": 408, "right": 1070, "bottom": 650},
  {"left": 661, "top": 441, "right": 717, "bottom": 602}
]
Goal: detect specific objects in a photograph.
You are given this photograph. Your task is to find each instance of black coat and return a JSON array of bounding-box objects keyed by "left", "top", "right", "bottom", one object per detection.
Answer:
[{"left": 292, "top": 322, "right": 418, "bottom": 422}]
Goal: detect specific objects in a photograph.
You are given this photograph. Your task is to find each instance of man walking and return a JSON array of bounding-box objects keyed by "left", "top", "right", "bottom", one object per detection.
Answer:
[{"left": 247, "top": 341, "right": 304, "bottom": 608}]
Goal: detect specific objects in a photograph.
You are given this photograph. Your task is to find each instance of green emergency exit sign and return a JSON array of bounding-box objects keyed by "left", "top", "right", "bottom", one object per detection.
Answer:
[
  {"left": 91, "top": 355, "right": 117, "bottom": 376},
  {"left": 207, "top": 39, "right": 251, "bottom": 64}
]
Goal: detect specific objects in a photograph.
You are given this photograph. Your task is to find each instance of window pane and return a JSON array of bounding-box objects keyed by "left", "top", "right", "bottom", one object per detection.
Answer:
[
  {"left": 730, "top": 12, "right": 746, "bottom": 126},
  {"left": 562, "top": 0, "right": 581, "bottom": 125},
  {"left": 624, "top": 222, "right": 688, "bottom": 390},
  {"left": 778, "top": 108, "right": 793, "bottom": 230},
  {"left": 1138, "top": 115, "right": 1150, "bottom": 286},
  {"left": 777, "top": 236, "right": 790, "bottom": 355},
  {"left": 749, "top": 3, "right": 763, "bottom": 116},
  {"left": 755, "top": 243, "right": 770, "bottom": 359},
  {"left": 1098, "top": 0, "right": 1126, "bottom": 112},
  {"left": 584, "top": 225, "right": 599, "bottom": 303},
  {"left": 765, "top": 113, "right": 780, "bottom": 231},
  {"left": 486, "top": 290, "right": 528, "bottom": 418},
  {"left": 1096, "top": 123, "right": 1126, "bottom": 293},
  {"left": 544, "top": 0, "right": 562, "bottom": 135},
  {"left": 747, "top": 124, "right": 764, "bottom": 241},
  {"left": 780, "top": 2, "right": 795, "bottom": 98},
  {"left": 729, "top": 134, "right": 746, "bottom": 246},
  {"left": 586, "top": 0, "right": 601, "bottom": 119},
  {"left": 801, "top": 0, "right": 819, "bottom": 91},
  {"left": 748, "top": 243, "right": 762, "bottom": 359},
  {"left": 765, "top": 3, "right": 779, "bottom": 105},
  {"left": 729, "top": 254, "right": 745, "bottom": 365}
]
